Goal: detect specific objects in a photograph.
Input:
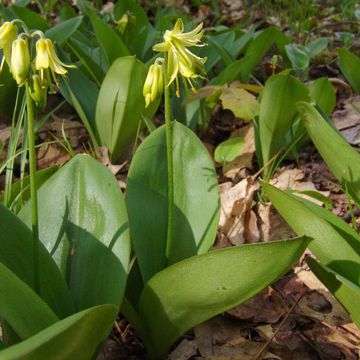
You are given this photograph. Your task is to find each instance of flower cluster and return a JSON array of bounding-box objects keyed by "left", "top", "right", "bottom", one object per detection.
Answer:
[
  {"left": 143, "top": 18, "right": 207, "bottom": 107},
  {"left": 0, "top": 20, "right": 75, "bottom": 109}
]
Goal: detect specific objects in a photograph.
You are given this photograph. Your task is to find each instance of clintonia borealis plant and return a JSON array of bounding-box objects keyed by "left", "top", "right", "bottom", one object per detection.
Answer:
[{"left": 122, "top": 19, "right": 310, "bottom": 359}]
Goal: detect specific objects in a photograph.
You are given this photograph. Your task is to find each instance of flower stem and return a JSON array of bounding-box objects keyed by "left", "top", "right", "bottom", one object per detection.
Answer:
[
  {"left": 163, "top": 56, "right": 174, "bottom": 264},
  {"left": 26, "top": 83, "right": 40, "bottom": 292}
]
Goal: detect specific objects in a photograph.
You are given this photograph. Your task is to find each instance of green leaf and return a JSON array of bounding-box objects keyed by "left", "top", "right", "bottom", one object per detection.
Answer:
[
  {"left": 263, "top": 183, "right": 360, "bottom": 284},
  {"left": 220, "top": 88, "right": 259, "bottom": 121},
  {"left": 259, "top": 74, "right": 309, "bottom": 176},
  {"left": 86, "top": 6, "right": 129, "bottom": 67},
  {"left": 59, "top": 69, "right": 100, "bottom": 146},
  {"left": 338, "top": 48, "right": 360, "bottom": 94},
  {"left": 10, "top": 5, "right": 49, "bottom": 31},
  {"left": 307, "top": 257, "right": 360, "bottom": 327},
  {"left": 0, "top": 203, "right": 73, "bottom": 318},
  {"left": 0, "top": 262, "right": 58, "bottom": 340},
  {"left": 126, "top": 122, "right": 220, "bottom": 283},
  {"left": 299, "top": 102, "right": 360, "bottom": 206},
  {"left": 95, "top": 56, "right": 157, "bottom": 162},
  {"left": 213, "top": 27, "right": 289, "bottom": 85},
  {"left": 0, "top": 304, "right": 117, "bottom": 360},
  {"left": 304, "top": 38, "right": 328, "bottom": 58},
  {"left": 214, "top": 137, "right": 245, "bottom": 164},
  {"left": 308, "top": 78, "right": 335, "bottom": 115},
  {"left": 18, "top": 155, "right": 130, "bottom": 311},
  {"left": 285, "top": 44, "right": 309, "bottom": 72},
  {"left": 0, "top": 65, "right": 17, "bottom": 116},
  {"left": 45, "top": 16, "right": 83, "bottom": 45},
  {"left": 139, "top": 236, "right": 310, "bottom": 358},
  {"left": 0, "top": 166, "right": 58, "bottom": 212}
]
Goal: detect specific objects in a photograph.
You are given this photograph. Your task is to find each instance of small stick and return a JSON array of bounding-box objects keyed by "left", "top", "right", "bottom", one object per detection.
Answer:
[{"left": 254, "top": 291, "right": 306, "bottom": 359}]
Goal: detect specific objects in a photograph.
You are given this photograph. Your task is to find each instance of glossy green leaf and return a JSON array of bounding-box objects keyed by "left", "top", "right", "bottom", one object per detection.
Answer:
[
  {"left": 0, "top": 166, "right": 58, "bottom": 212},
  {"left": 214, "top": 137, "right": 245, "bottom": 164},
  {"left": 0, "top": 66, "right": 17, "bottom": 116},
  {"left": 259, "top": 74, "right": 309, "bottom": 176},
  {"left": 127, "top": 122, "right": 220, "bottom": 283},
  {"left": 45, "top": 16, "right": 83, "bottom": 45},
  {"left": 0, "top": 262, "right": 58, "bottom": 340},
  {"left": 0, "top": 304, "right": 117, "bottom": 360},
  {"left": 299, "top": 102, "right": 360, "bottom": 206},
  {"left": 213, "top": 27, "right": 289, "bottom": 85},
  {"left": 338, "top": 48, "right": 360, "bottom": 94},
  {"left": 139, "top": 236, "right": 310, "bottom": 358},
  {"left": 60, "top": 69, "right": 100, "bottom": 146},
  {"left": 0, "top": 204, "right": 73, "bottom": 318},
  {"left": 95, "top": 56, "right": 157, "bottom": 162},
  {"left": 10, "top": 5, "right": 49, "bottom": 31},
  {"left": 263, "top": 183, "right": 360, "bottom": 284},
  {"left": 308, "top": 78, "right": 335, "bottom": 114},
  {"left": 285, "top": 44, "right": 309, "bottom": 71},
  {"left": 307, "top": 257, "right": 360, "bottom": 327},
  {"left": 19, "top": 155, "right": 130, "bottom": 311},
  {"left": 304, "top": 38, "right": 328, "bottom": 58},
  {"left": 86, "top": 6, "right": 129, "bottom": 67}
]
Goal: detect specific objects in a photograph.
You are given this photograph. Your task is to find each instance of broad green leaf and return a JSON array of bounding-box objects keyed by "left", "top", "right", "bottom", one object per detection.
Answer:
[
  {"left": 285, "top": 44, "right": 309, "bottom": 72},
  {"left": 304, "top": 38, "right": 328, "bottom": 58},
  {"left": 220, "top": 88, "right": 259, "bottom": 121},
  {"left": 60, "top": 69, "right": 100, "bottom": 146},
  {"left": 0, "top": 262, "right": 58, "bottom": 340},
  {"left": 10, "top": 5, "right": 49, "bottom": 31},
  {"left": 338, "top": 48, "right": 360, "bottom": 94},
  {"left": 19, "top": 155, "right": 130, "bottom": 311},
  {"left": 214, "top": 137, "right": 245, "bottom": 164},
  {"left": 308, "top": 78, "right": 335, "bottom": 114},
  {"left": 139, "top": 236, "right": 310, "bottom": 358},
  {"left": 299, "top": 102, "right": 360, "bottom": 206},
  {"left": 86, "top": 6, "right": 129, "bottom": 67},
  {"left": 0, "top": 304, "right": 117, "bottom": 360},
  {"left": 45, "top": 16, "right": 83, "bottom": 45},
  {"left": 213, "top": 27, "right": 289, "bottom": 85},
  {"left": 259, "top": 74, "right": 309, "bottom": 176},
  {"left": 0, "top": 204, "right": 73, "bottom": 318},
  {"left": 263, "top": 183, "right": 360, "bottom": 284},
  {"left": 307, "top": 257, "right": 360, "bottom": 327},
  {"left": 0, "top": 166, "right": 58, "bottom": 212},
  {"left": 95, "top": 56, "right": 157, "bottom": 162},
  {"left": 127, "top": 122, "right": 220, "bottom": 283}
]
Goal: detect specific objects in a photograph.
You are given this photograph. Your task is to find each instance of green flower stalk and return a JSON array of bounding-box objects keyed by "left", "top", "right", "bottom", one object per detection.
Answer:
[
  {"left": 10, "top": 37, "right": 30, "bottom": 86},
  {"left": 144, "top": 18, "right": 207, "bottom": 263},
  {"left": 143, "top": 57, "right": 164, "bottom": 108},
  {"left": 153, "top": 18, "right": 206, "bottom": 96}
]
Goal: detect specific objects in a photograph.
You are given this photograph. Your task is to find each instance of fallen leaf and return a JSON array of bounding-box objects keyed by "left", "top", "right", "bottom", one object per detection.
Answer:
[
  {"left": 223, "top": 124, "right": 256, "bottom": 180},
  {"left": 169, "top": 339, "right": 198, "bottom": 360},
  {"left": 96, "top": 146, "right": 126, "bottom": 176},
  {"left": 220, "top": 87, "right": 259, "bottom": 121}
]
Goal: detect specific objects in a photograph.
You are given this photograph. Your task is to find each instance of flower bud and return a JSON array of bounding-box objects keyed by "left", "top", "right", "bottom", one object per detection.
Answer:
[
  {"left": 10, "top": 37, "right": 30, "bottom": 86},
  {"left": 143, "top": 59, "right": 164, "bottom": 108},
  {"left": 30, "top": 74, "right": 48, "bottom": 110},
  {"left": 0, "top": 21, "right": 18, "bottom": 67}
]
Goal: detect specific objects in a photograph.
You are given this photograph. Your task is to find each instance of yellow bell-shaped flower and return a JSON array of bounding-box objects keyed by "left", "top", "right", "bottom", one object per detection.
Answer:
[
  {"left": 153, "top": 18, "right": 206, "bottom": 95},
  {"left": 10, "top": 37, "right": 30, "bottom": 86},
  {"left": 35, "top": 38, "right": 75, "bottom": 84},
  {"left": 143, "top": 58, "right": 164, "bottom": 108},
  {"left": 0, "top": 21, "right": 18, "bottom": 70}
]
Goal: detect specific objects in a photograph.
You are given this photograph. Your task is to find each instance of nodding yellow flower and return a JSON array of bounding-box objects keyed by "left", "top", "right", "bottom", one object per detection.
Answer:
[
  {"left": 143, "top": 58, "right": 164, "bottom": 108},
  {"left": 35, "top": 38, "right": 75, "bottom": 84},
  {"left": 153, "top": 18, "right": 206, "bottom": 96},
  {"left": 10, "top": 37, "right": 30, "bottom": 86},
  {"left": 0, "top": 21, "right": 18, "bottom": 70}
]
